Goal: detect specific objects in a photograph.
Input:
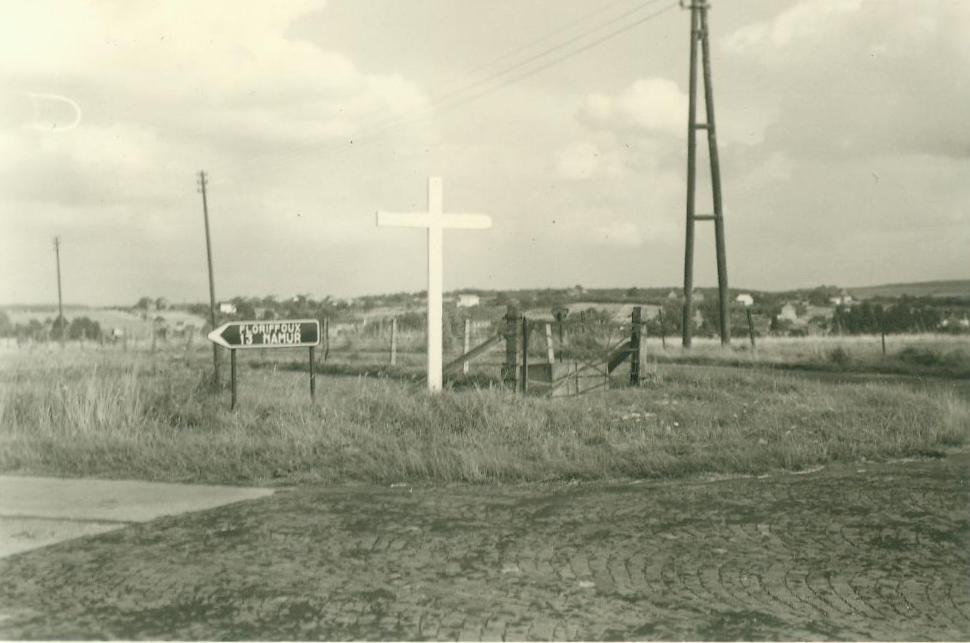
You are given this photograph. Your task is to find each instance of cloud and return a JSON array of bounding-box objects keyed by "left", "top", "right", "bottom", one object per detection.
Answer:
[
  {"left": 555, "top": 142, "right": 625, "bottom": 180},
  {"left": 579, "top": 78, "right": 686, "bottom": 137},
  {"left": 722, "top": 0, "right": 970, "bottom": 159},
  {"left": 724, "top": 0, "right": 863, "bottom": 53},
  {"left": 0, "top": 0, "right": 431, "bottom": 201}
]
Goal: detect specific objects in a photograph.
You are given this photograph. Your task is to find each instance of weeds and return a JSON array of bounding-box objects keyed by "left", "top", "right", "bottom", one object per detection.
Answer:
[{"left": 0, "top": 348, "right": 967, "bottom": 485}]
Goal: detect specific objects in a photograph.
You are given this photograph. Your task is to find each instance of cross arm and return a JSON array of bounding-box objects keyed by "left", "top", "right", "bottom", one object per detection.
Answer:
[{"left": 376, "top": 211, "right": 431, "bottom": 228}]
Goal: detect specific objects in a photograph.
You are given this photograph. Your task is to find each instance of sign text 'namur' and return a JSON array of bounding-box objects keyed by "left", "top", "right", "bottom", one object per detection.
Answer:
[{"left": 207, "top": 319, "right": 320, "bottom": 350}]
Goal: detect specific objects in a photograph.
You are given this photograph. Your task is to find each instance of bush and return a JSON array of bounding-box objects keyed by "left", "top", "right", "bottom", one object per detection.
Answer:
[{"left": 828, "top": 347, "right": 851, "bottom": 367}]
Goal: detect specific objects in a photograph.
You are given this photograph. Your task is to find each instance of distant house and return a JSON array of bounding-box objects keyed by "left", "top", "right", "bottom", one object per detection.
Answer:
[
  {"left": 735, "top": 293, "right": 754, "bottom": 307},
  {"left": 667, "top": 290, "right": 680, "bottom": 300},
  {"left": 829, "top": 291, "right": 854, "bottom": 306},
  {"left": 456, "top": 294, "right": 480, "bottom": 308},
  {"left": 218, "top": 302, "right": 237, "bottom": 315},
  {"left": 778, "top": 303, "right": 799, "bottom": 322},
  {"left": 941, "top": 315, "right": 970, "bottom": 329}
]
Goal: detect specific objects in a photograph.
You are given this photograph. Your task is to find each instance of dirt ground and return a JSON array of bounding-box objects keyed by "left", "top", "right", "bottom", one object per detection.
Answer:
[{"left": 0, "top": 453, "right": 967, "bottom": 641}]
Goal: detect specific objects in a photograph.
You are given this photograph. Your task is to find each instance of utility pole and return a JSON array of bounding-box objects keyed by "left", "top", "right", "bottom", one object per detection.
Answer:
[
  {"left": 198, "top": 171, "right": 220, "bottom": 385},
  {"left": 53, "top": 236, "right": 65, "bottom": 345},
  {"left": 681, "top": 0, "right": 730, "bottom": 348}
]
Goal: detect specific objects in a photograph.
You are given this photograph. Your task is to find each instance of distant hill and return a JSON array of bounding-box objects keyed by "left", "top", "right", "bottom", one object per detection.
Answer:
[
  {"left": 847, "top": 280, "right": 970, "bottom": 299},
  {"left": 2, "top": 305, "right": 207, "bottom": 339}
]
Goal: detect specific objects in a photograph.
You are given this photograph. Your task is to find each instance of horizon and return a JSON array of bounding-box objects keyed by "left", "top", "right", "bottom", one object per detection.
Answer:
[
  {"left": 2, "top": 2, "right": 968, "bottom": 306},
  {"left": 5, "top": 277, "right": 969, "bottom": 311}
]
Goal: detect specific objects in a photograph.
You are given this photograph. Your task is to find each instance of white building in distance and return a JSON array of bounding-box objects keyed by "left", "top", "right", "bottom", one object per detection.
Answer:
[{"left": 456, "top": 294, "right": 480, "bottom": 308}]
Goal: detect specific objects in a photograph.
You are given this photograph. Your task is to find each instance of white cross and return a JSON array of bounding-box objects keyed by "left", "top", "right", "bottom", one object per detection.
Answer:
[{"left": 377, "top": 176, "right": 492, "bottom": 392}]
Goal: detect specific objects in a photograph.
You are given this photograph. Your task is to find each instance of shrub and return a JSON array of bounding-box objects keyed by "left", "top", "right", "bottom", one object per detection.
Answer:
[{"left": 828, "top": 347, "right": 851, "bottom": 367}]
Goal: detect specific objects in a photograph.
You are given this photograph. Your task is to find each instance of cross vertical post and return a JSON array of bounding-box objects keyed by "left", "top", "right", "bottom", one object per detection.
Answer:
[
  {"left": 427, "top": 177, "right": 444, "bottom": 391},
  {"left": 376, "top": 176, "right": 491, "bottom": 392}
]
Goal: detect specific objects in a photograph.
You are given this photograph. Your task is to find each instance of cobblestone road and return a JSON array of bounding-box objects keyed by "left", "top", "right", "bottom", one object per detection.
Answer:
[{"left": 1, "top": 454, "right": 967, "bottom": 640}]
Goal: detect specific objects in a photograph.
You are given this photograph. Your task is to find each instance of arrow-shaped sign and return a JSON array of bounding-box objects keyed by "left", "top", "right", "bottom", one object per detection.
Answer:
[{"left": 207, "top": 319, "right": 320, "bottom": 349}]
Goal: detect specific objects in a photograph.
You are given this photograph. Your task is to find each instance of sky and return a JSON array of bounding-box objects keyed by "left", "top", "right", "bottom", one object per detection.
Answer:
[{"left": 1, "top": 0, "right": 967, "bottom": 306}]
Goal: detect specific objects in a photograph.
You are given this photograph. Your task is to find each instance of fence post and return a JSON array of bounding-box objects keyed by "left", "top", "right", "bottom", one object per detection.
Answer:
[
  {"left": 502, "top": 305, "right": 519, "bottom": 389},
  {"left": 462, "top": 318, "right": 471, "bottom": 375},
  {"left": 881, "top": 326, "right": 886, "bottom": 356},
  {"left": 323, "top": 318, "right": 330, "bottom": 363},
  {"left": 390, "top": 317, "right": 398, "bottom": 366},
  {"left": 545, "top": 322, "right": 555, "bottom": 364},
  {"left": 521, "top": 316, "right": 530, "bottom": 394},
  {"left": 746, "top": 307, "right": 756, "bottom": 350},
  {"left": 554, "top": 310, "right": 566, "bottom": 345},
  {"left": 630, "top": 306, "right": 642, "bottom": 386},
  {"left": 659, "top": 308, "right": 667, "bottom": 350}
]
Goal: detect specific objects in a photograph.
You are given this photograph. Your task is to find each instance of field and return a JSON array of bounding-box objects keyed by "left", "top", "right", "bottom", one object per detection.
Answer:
[
  {"left": 645, "top": 333, "right": 970, "bottom": 379},
  {"left": 1, "top": 333, "right": 967, "bottom": 486}
]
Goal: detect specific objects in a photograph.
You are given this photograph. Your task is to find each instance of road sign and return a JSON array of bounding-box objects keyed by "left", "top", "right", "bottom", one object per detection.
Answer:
[{"left": 207, "top": 319, "right": 320, "bottom": 350}]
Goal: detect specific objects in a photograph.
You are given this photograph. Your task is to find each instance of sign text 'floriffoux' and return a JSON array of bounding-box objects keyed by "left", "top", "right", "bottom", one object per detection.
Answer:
[{"left": 207, "top": 319, "right": 320, "bottom": 350}]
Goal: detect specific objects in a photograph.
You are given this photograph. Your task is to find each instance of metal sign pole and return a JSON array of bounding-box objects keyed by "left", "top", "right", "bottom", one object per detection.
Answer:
[
  {"left": 230, "top": 349, "right": 237, "bottom": 410},
  {"left": 309, "top": 346, "right": 316, "bottom": 401}
]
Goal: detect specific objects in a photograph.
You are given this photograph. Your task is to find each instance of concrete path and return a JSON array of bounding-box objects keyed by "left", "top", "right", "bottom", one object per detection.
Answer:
[
  {"left": 0, "top": 476, "right": 273, "bottom": 558},
  {"left": 0, "top": 456, "right": 967, "bottom": 640}
]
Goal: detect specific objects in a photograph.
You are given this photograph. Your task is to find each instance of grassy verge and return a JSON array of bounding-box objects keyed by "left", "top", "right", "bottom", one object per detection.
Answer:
[
  {"left": 0, "top": 349, "right": 967, "bottom": 485},
  {"left": 642, "top": 334, "right": 970, "bottom": 379}
]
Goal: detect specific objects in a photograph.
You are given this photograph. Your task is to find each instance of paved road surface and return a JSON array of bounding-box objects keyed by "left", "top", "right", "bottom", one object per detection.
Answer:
[{"left": 1, "top": 454, "right": 967, "bottom": 640}]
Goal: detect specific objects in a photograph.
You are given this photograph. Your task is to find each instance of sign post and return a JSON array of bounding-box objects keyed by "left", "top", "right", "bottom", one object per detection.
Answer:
[{"left": 207, "top": 319, "right": 321, "bottom": 409}]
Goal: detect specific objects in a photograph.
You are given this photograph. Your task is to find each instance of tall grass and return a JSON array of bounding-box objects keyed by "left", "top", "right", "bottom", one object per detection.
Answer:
[{"left": 0, "top": 348, "right": 967, "bottom": 485}]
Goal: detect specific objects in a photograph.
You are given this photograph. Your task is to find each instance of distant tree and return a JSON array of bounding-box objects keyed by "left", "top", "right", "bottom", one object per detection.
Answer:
[
  {"left": 51, "top": 315, "right": 69, "bottom": 339},
  {"left": 230, "top": 297, "right": 256, "bottom": 319},
  {"left": 807, "top": 285, "right": 840, "bottom": 306},
  {"left": 0, "top": 310, "right": 12, "bottom": 337},
  {"left": 25, "top": 319, "right": 44, "bottom": 340},
  {"left": 68, "top": 317, "right": 102, "bottom": 340},
  {"left": 135, "top": 297, "right": 153, "bottom": 310}
]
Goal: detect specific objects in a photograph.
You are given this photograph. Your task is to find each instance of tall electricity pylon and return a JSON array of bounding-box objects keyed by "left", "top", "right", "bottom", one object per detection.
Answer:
[{"left": 681, "top": 0, "right": 729, "bottom": 347}]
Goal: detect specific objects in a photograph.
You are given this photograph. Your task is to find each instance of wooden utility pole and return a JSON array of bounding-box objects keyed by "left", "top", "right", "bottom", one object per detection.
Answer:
[
  {"left": 53, "top": 236, "right": 65, "bottom": 345},
  {"left": 682, "top": 0, "right": 730, "bottom": 348},
  {"left": 198, "top": 171, "right": 220, "bottom": 385}
]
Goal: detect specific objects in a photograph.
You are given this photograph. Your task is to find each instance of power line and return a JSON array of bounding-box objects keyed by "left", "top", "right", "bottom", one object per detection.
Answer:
[
  {"left": 376, "top": 0, "right": 672, "bottom": 133},
  {"left": 207, "top": 0, "right": 678, "bottom": 184}
]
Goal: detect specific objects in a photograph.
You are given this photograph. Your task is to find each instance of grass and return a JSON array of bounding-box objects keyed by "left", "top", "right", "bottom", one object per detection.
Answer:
[
  {"left": 642, "top": 333, "right": 970, "bottom": 379},
  {"left": 1, "top": 344, "right": 967, "bottom": 486}
]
